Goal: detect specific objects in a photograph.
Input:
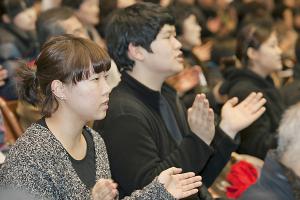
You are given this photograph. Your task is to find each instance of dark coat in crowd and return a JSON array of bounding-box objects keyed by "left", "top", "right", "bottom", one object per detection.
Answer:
[
  {"left": 0, "top": 23, "right": 38, "bottom": 100},
  {"left": 240, "top": 150, "right": 299, "bottom": 200},
  {"left": 220, "top": 68, "right": 285, "bottom": 159},
  {"left": 94, "top": 72, "right": 239, "bottom": 199}
]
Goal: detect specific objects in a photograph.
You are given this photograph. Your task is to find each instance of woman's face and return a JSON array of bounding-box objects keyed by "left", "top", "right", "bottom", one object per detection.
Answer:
[
  {"left": 252, "top": 32, "right": 282, "bottom": 74},
  {"left": 181, "top": 15, "right": 202, "bottom": 47},
  {"left": 13, "top": 7, "right": 37, "bottom": 31},
  {"left": 77, "top": 0, "right": 100, "bottom": 25},
  {"left": 63, "top": 71, "right": 111, "bottom": 122}
]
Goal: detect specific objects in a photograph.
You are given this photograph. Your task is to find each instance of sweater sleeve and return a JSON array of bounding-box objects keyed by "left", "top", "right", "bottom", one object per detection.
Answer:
[
  {"left": 200, "top": 125, "right": 239, "bottom": 187},
  {"left": 121, "top": 178, "right": 175, "bottom": 200},
  {"left": 0, "top": 160, "right": 59, "bottom": 200},
  {"left": 99, "top": 114, "right": 213, "bottom": 198}
]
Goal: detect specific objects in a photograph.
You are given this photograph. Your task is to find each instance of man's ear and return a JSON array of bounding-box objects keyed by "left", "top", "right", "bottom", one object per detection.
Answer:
[
  {"left": 127, "top": 43, "right": 145, "bottom": 61},
  {"left": 51, "top": 80, "right": 66, "bottom": 100},
  {"left": 2, "top": 14, "right": 11, "bottom": 24}
]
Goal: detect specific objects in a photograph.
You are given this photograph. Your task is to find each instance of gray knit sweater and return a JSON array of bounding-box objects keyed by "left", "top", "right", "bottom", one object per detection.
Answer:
[{"left": 0, "top": 123, "right": 175, "bottom": 200}]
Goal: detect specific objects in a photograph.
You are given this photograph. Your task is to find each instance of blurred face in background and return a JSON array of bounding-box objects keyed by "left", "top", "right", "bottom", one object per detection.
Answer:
[
  {"left": 59, "top": 16, "right": 89, "bottom": 39},
  {"left": 77, "top": 0, "right": 100, "bottom": 25},
  {"left": 117, "top": 0, "right": 136, "bottom": 8},
  {"left": 181, "top": 15, "right": 202, "bottom": 47},
  {"left": 13, "top": 6, "right": 37, "bottom": 31},
  {"left": 251, "top": 32, "right": 282, "bottom": 75}
]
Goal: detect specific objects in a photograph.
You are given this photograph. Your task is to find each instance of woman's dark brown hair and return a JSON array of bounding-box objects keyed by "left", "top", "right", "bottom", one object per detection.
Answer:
[
  {"left": 17, "top": 34, "right": 111, "bottom": 117},
  {"left": 236, "top": 21, "right": 274, "bottom": 67}
]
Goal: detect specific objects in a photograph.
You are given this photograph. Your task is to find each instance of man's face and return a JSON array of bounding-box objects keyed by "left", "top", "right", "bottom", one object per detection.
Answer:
[
  {"left": 59, "top": 16, "right": 89, "bottom": 39},
  {"left": 142, "top": 24, "right": 184, "bottom": 78},
  {"left": 13, "top": 7, "right": 37, "bottom": 31}
]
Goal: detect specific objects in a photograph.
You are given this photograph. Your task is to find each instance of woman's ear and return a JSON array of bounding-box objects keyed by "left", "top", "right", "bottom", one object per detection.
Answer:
[
  {"left": 127, "top": 43, "right": 145, "bottom": 61},
  {"left": 51, "top": 80, "right": 66, "bottom": 100},
  {"left": 247, "top": 47, "right": 257, "bottom": 61}
]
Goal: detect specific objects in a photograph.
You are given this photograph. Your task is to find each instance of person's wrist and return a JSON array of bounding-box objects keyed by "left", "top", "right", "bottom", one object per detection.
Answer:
[{"left": 219, "top": 120, "right": 237, "bottom": 139}]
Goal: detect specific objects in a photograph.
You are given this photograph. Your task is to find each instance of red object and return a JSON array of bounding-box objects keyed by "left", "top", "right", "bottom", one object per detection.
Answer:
[
  {"left": 27, "top": 59, "right": 36, "bottom": 68},
  {"left": 226, "top": 160, "right": 258, "bottom": 199}
]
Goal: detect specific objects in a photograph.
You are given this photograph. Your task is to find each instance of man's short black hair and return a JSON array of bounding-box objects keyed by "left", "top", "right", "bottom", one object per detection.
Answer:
[
  {"left": 105, "top": 2, "right": 174, "bottom": 71},
  {"left": 36, "top": 7, "right": 75, "bottom": 46}
]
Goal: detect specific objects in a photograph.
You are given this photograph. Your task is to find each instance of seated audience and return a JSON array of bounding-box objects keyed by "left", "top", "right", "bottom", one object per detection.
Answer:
[
  {"left": 0, "top": 35, "right": 202, "bottom": 200},
  {"left": 17, "top": 6, "right": 120, "bottom": 130},
  {"left": 94, "top": 2, "right": 266, "bottom": 199},
  {"left": 0, "top": 0, "right": 39, "bottom": 100}
]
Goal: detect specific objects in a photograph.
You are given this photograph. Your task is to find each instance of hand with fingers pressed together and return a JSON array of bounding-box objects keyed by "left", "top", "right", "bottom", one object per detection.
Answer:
[
  {"left": 158, "top": 167, "right": 202, "bottom": 199},
  {"left": 92, "top": 179, "right": 118, "bottom": 200},
  {"left": 219, "top": 92, "right": 266, "bottom": 139},
  {"left": 188, "top": 93, "right": 215, "bottom": 145}
]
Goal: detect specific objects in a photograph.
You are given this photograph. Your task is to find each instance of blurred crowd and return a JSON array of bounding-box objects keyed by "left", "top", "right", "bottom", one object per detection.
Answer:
[{"left": 1, "top": 0, "right": 300, "bottom": 199}]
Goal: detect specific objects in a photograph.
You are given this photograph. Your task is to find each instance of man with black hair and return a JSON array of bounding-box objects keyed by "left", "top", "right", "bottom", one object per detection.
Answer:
[{"left": 94, "top": 2, "right": 266, "bottom": 199}]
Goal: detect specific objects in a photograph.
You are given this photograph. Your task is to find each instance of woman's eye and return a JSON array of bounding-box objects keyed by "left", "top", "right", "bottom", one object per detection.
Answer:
[{"left": 93, "top": 77, "right": 99, "bottom": 81}]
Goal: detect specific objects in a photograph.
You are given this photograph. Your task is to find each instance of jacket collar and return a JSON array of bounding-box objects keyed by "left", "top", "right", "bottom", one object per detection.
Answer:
[{"left": 121, "top": 72, "right": 177, "bottom": 112}]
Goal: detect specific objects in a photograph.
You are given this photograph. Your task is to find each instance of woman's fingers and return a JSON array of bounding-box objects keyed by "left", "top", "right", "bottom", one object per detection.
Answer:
[
  {"left": 182, "top": 180, "right": 202, "bottom": 192},
  {"left": 180, "top": 175, "right": 202, "bottom": 184},
  {"left": 180, "top": 189, "right": 199, "bottom": 199}
]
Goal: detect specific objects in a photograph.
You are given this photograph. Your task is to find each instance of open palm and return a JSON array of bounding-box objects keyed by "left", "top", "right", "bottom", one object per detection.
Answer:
[
  {"left": 158, "top": 167, "right": 202, "bottom": 199},
  {"left": 220, "top": 92, "right": 266, "bottom": 138}
]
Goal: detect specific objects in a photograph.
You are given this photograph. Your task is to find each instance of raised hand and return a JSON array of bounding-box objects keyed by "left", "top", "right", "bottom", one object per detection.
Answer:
[
  {"left": 166, "top": 66, "right": 201, "bottom": 94},
  {"left": 188, "top": 94, "right": 215, "bottom": 145},
  {"left": 192, "top": 41, "right": 213, "bottom": 62},
  {"left": 92, "top": 179, "right": 118, "bottom": 200},
  {"left": 158, "top": 167, "right": 202, "bottom": 199},
  {"left": 219, "top": 92, "right": 266, "bottom": 139}
]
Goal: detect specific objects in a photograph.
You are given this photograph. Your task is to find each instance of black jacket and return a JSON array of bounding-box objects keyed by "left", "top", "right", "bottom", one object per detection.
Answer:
[
  {"left": 94, "top": 72, "right": 238, "bottom": 199},
  {"left": 220, "top": 68, "right": 285, "bottom": 159}
]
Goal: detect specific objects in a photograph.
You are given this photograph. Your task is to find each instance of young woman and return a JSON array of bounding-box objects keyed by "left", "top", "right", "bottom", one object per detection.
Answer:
[
  {"left": 220, "top": 21, "right": 285, "bottom": 159},
  {"left": 0, "top": 35, "right": 202, "bottom": 199}
]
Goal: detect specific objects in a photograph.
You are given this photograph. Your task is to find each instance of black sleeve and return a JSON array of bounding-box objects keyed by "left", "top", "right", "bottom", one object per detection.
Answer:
[
  {"left": 200, "top": 126, "right": 239, "bottom": 187},
  {"left": 98, "top": 114, "right": 214, "bottom": 197}
]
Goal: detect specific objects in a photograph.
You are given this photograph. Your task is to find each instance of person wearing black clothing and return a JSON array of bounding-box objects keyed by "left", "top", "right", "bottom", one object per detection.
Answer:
[
  {"left": 0, "top": 0, "right": 38, "bottom": 100},
  {"left": 94, "top": 2, "right": 266, "bottom": 199},
  {"left": 220, "top": 22, "right": 284, "bottom": 159},
  {"left": 0, "top": 35, "right": 202, "bottom": 200}
]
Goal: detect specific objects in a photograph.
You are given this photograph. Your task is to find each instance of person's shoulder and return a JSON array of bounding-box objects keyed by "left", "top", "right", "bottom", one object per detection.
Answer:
[
  {"left": 228, "top": 80, "right": 262, "bottom": 100},
  {"left": 6, "top": 123, "right": 61, "bottom": 163},
  {"left": 240, "top": 185, "right": 282, "bottom": 200},
  {"left": 240, "top": 172, "right": 287, "bottom": 200},
  {"left": 109, "top": 85, "right": 149, "bottom": 115},
  {"left": 0, "top": 27, "right": 18, "bottom": 44}
]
